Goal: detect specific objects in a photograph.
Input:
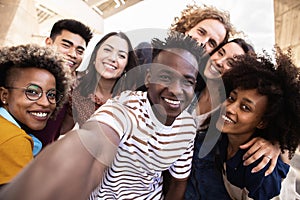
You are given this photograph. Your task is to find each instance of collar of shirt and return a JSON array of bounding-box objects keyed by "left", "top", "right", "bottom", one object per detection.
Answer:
[{"left": 0, "top": 107, "right": 42, "bottom": 156}]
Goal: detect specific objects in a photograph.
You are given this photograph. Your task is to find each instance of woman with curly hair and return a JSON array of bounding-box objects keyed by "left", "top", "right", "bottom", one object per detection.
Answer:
[
  {"left": 170, "top": 4, "right": 237, "bottom": 54},
  {"left": 0, "top": 44, "right": 70, "bottom": 187},
  {"left": 135, "top": 4, "right": 236, "bottom": 83},
  {"left": 186, "top": 49, "right": 300, "bottom": 199}
]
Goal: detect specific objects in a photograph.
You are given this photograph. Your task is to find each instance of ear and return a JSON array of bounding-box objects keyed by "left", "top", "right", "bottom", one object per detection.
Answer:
[
  {"left": 256, "top": 120, "right": 268, "bottom": 129},
  {"left": 45, "top": 37, "right": 53, "bottom": 46},
  {"left": 144, "top": 70, "right": 151, "bottom": 89},
  {"left": 0, "top": 87, "right": 9, "bottom": 105}
]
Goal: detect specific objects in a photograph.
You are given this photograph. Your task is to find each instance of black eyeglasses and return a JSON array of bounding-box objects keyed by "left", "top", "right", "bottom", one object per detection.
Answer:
[{"left": 6, "top": 84, "right": 63, "bottom": 104}]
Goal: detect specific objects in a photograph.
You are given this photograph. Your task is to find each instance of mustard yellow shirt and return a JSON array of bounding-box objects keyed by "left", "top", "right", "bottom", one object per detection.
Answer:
[{"left": 0, "top": 116, "right": 33, "bottom": 185}]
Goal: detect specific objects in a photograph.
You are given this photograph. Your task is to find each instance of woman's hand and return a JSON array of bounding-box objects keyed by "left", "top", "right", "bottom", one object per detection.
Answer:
[{"left": 240, "top": 137, "right": 281, "bottom": 176}]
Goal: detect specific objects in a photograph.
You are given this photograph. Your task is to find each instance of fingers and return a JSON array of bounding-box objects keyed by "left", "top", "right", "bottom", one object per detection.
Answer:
[
  {"left": 250, "top": 155, "right": 273, "bottom": 174},
  {"left": 264, "top": 157, "right": 277, "bottom": 176},
  {"left": 242, "top": 137, "right": 276, "bottom": 161},
  {"left": 240, "top": 137, "right": 258, "bottom": 150},
  {"left": 243, "top": 146, "right": 268, "bottom": 166},
  {"left": 241, "top": 137, "right": 281, "bottom": 175},
  {"left": 241, "top": 138, "right": 262, "bottom": 161}
]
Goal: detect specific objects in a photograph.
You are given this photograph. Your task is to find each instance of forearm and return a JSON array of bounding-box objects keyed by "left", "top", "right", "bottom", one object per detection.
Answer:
[
  {"left": 164, "top": 177, "right": 187, "bottom": 200},
  {"left": 0, "top": 123, "right": 120, "bottom": 200}
]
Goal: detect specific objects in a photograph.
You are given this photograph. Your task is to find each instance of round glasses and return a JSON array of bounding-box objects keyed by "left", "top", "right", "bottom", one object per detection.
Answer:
[{"left": 6, "top": 84, "right": 63, "bottom": 104}]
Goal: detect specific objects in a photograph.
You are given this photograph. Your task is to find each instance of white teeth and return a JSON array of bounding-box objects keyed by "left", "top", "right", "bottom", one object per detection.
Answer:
[
  {"left": 65, "top": 60, "right": 75, "bottom": 66},
  {"left": 104, "top": 63, "right": 117, "bottom": 70},
  {"left": 31, "top": 112, "right": 47, "bottom": 117},
  {"left": 164, "top": 98, "right": 180, "bottom": 105},
  {"left": 210, "top": 64, "right": 221, "bottom": 74},
  {"left": 222, "top": 114, "right": 234, "bottom": 123}
]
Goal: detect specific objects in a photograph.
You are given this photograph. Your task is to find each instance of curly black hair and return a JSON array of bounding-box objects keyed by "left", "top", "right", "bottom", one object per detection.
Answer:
[
  {"left": 0, "top": 44, "right": 71, "bottom": 116},
  {"left": 222, "top": 48, "right": 300, "bottom": 158},
  {"left": 151, "top": 32, "right": 210, "bottom": 93}
]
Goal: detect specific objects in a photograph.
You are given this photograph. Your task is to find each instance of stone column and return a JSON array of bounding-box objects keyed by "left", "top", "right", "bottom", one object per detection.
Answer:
[
  {"left": 274, "top": 0, "right": 300, "bottom": 67},
  {"left": 0, "top": 0, "right": 39, "bottom": 46}
]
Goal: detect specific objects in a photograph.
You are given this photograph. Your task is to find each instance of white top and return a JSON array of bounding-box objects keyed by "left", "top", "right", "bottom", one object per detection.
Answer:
[
  {"left": 192, "top": 105, "right": 220, "bottom": 130},
  {"left": 88, "top": 90, "right": 196, "bottom": 200}
]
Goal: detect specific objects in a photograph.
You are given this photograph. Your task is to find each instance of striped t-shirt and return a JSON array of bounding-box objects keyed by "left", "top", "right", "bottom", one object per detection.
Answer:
[{"left": 88, "top": 90, "right": 197, "bottom": 200}]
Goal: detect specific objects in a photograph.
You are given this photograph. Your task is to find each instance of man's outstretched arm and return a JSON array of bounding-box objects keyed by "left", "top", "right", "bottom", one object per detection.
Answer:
[{"left": 0, "top": 121, "right": 120, "bottom": 200}]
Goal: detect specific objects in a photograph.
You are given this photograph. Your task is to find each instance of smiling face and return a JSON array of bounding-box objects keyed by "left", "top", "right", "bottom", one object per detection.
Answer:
[
  {"left": 204, "top": 42, "right": 245, "bottom": 80},
  {"left": 146, "top": 49, "right": 198, "bottom": 126},
  {"left": 1, "top": 68, "right": 56, "bottom": 130},
  {"left": 186, "top": 19, "right": 226, "bottom": 54},
  {"left": 45, "top": 30, "right": 87, "bottom": 74},
  {"left": 94, "top": 35, "right": 129, "bottom": 80},
  {"left": 216, "top": 88, "right": 268, "bottom": 140}
]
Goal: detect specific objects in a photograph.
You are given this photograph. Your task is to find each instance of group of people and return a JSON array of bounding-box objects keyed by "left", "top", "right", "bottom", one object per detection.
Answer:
[{"left": 0, "top": 3, "right": 300, "bottom": 200}]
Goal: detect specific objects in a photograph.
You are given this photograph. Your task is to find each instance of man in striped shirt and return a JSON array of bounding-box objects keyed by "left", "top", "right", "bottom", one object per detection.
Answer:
[
  {"left": 0, "top": 32, "right": 208, "bottom": 200},
  {"left": 87, "top": 32, "right": 208, "bottom": 200}
]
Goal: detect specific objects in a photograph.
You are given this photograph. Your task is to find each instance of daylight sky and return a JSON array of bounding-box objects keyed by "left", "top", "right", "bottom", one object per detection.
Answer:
[
  {"left": 103, "top": 0, "right": 275, "bottom": 53},
  {"left": 79, "top": 0, "right": 275, "bottom": 70}
]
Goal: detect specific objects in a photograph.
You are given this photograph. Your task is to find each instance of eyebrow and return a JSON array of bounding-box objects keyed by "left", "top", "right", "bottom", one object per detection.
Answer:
[
  {"left": 242, "top": 97, "right": 254, "bottom": 105},
  {"left": 158, "top": 69, "right": 196, "bottom": 80},
  {"left": 103, "top": 44, "right": 128, "bottom": 54},
  {"left": 219, "top": 47, "right": 226, "bottom": 55},
  {"left": 61, "top": 39, "right": 85, "bottom": 51},
  {"left": 232, "top": 90, "right": 254, "bottom": 104},
  {"left": 197, "top": 27, "right": 207, "bottom": 34}
]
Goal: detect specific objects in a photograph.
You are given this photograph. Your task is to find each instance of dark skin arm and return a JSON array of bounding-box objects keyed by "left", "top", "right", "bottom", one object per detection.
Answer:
[{"left": 165, "top": 175, "right": 188, "bottom": 200}]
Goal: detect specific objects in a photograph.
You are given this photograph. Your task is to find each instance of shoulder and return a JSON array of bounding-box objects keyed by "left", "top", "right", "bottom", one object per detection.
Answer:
[
  {"left": 175, "top": 110, "right": 196, "bottom": 126},
  {"left": 0, "top": 116, "right": 32, "bottom": 145},
  {"left": 114, "top": 90, "right": 147, "bottom": 103},
  {"left": 103, "top": 90, "right": 148, "bottom": 110}
]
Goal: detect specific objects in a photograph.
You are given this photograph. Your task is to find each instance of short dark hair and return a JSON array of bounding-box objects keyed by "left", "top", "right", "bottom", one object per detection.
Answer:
[
  {"left": 0, "top": 44, "right": 71, "bottom": 116},
  {"left": 222, "top": 49, "right": 300, "bottom": 158},
  {"left": 50, "top": 19, "right": 93, "bottom": 45}
]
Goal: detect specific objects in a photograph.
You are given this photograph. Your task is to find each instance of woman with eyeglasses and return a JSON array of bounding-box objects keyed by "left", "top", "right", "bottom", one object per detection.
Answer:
[{"left": 0, "top": 44, "right": 70, "bottom": 188}]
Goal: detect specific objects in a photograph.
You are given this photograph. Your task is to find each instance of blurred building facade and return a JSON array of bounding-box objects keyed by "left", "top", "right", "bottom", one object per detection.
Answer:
[
  {"left": 0, "top": 0, "right": 39, "bottom": 46},
  {"left": 274, "top": 0, "right": 300, "bottom": 194},
  {"left": 1, "top": 0, "right": 300, "bottom": 68},
  {"left": 274, "top": 0, "right": 300, "bottom": 66},
  {"left": 0, "top": 0, "right": 140, "bottom": 46}
]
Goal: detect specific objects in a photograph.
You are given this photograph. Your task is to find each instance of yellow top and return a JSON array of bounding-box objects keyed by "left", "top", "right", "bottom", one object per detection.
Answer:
[{"left": 0, "top": 116, "right": 33, "bottom": 185}]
